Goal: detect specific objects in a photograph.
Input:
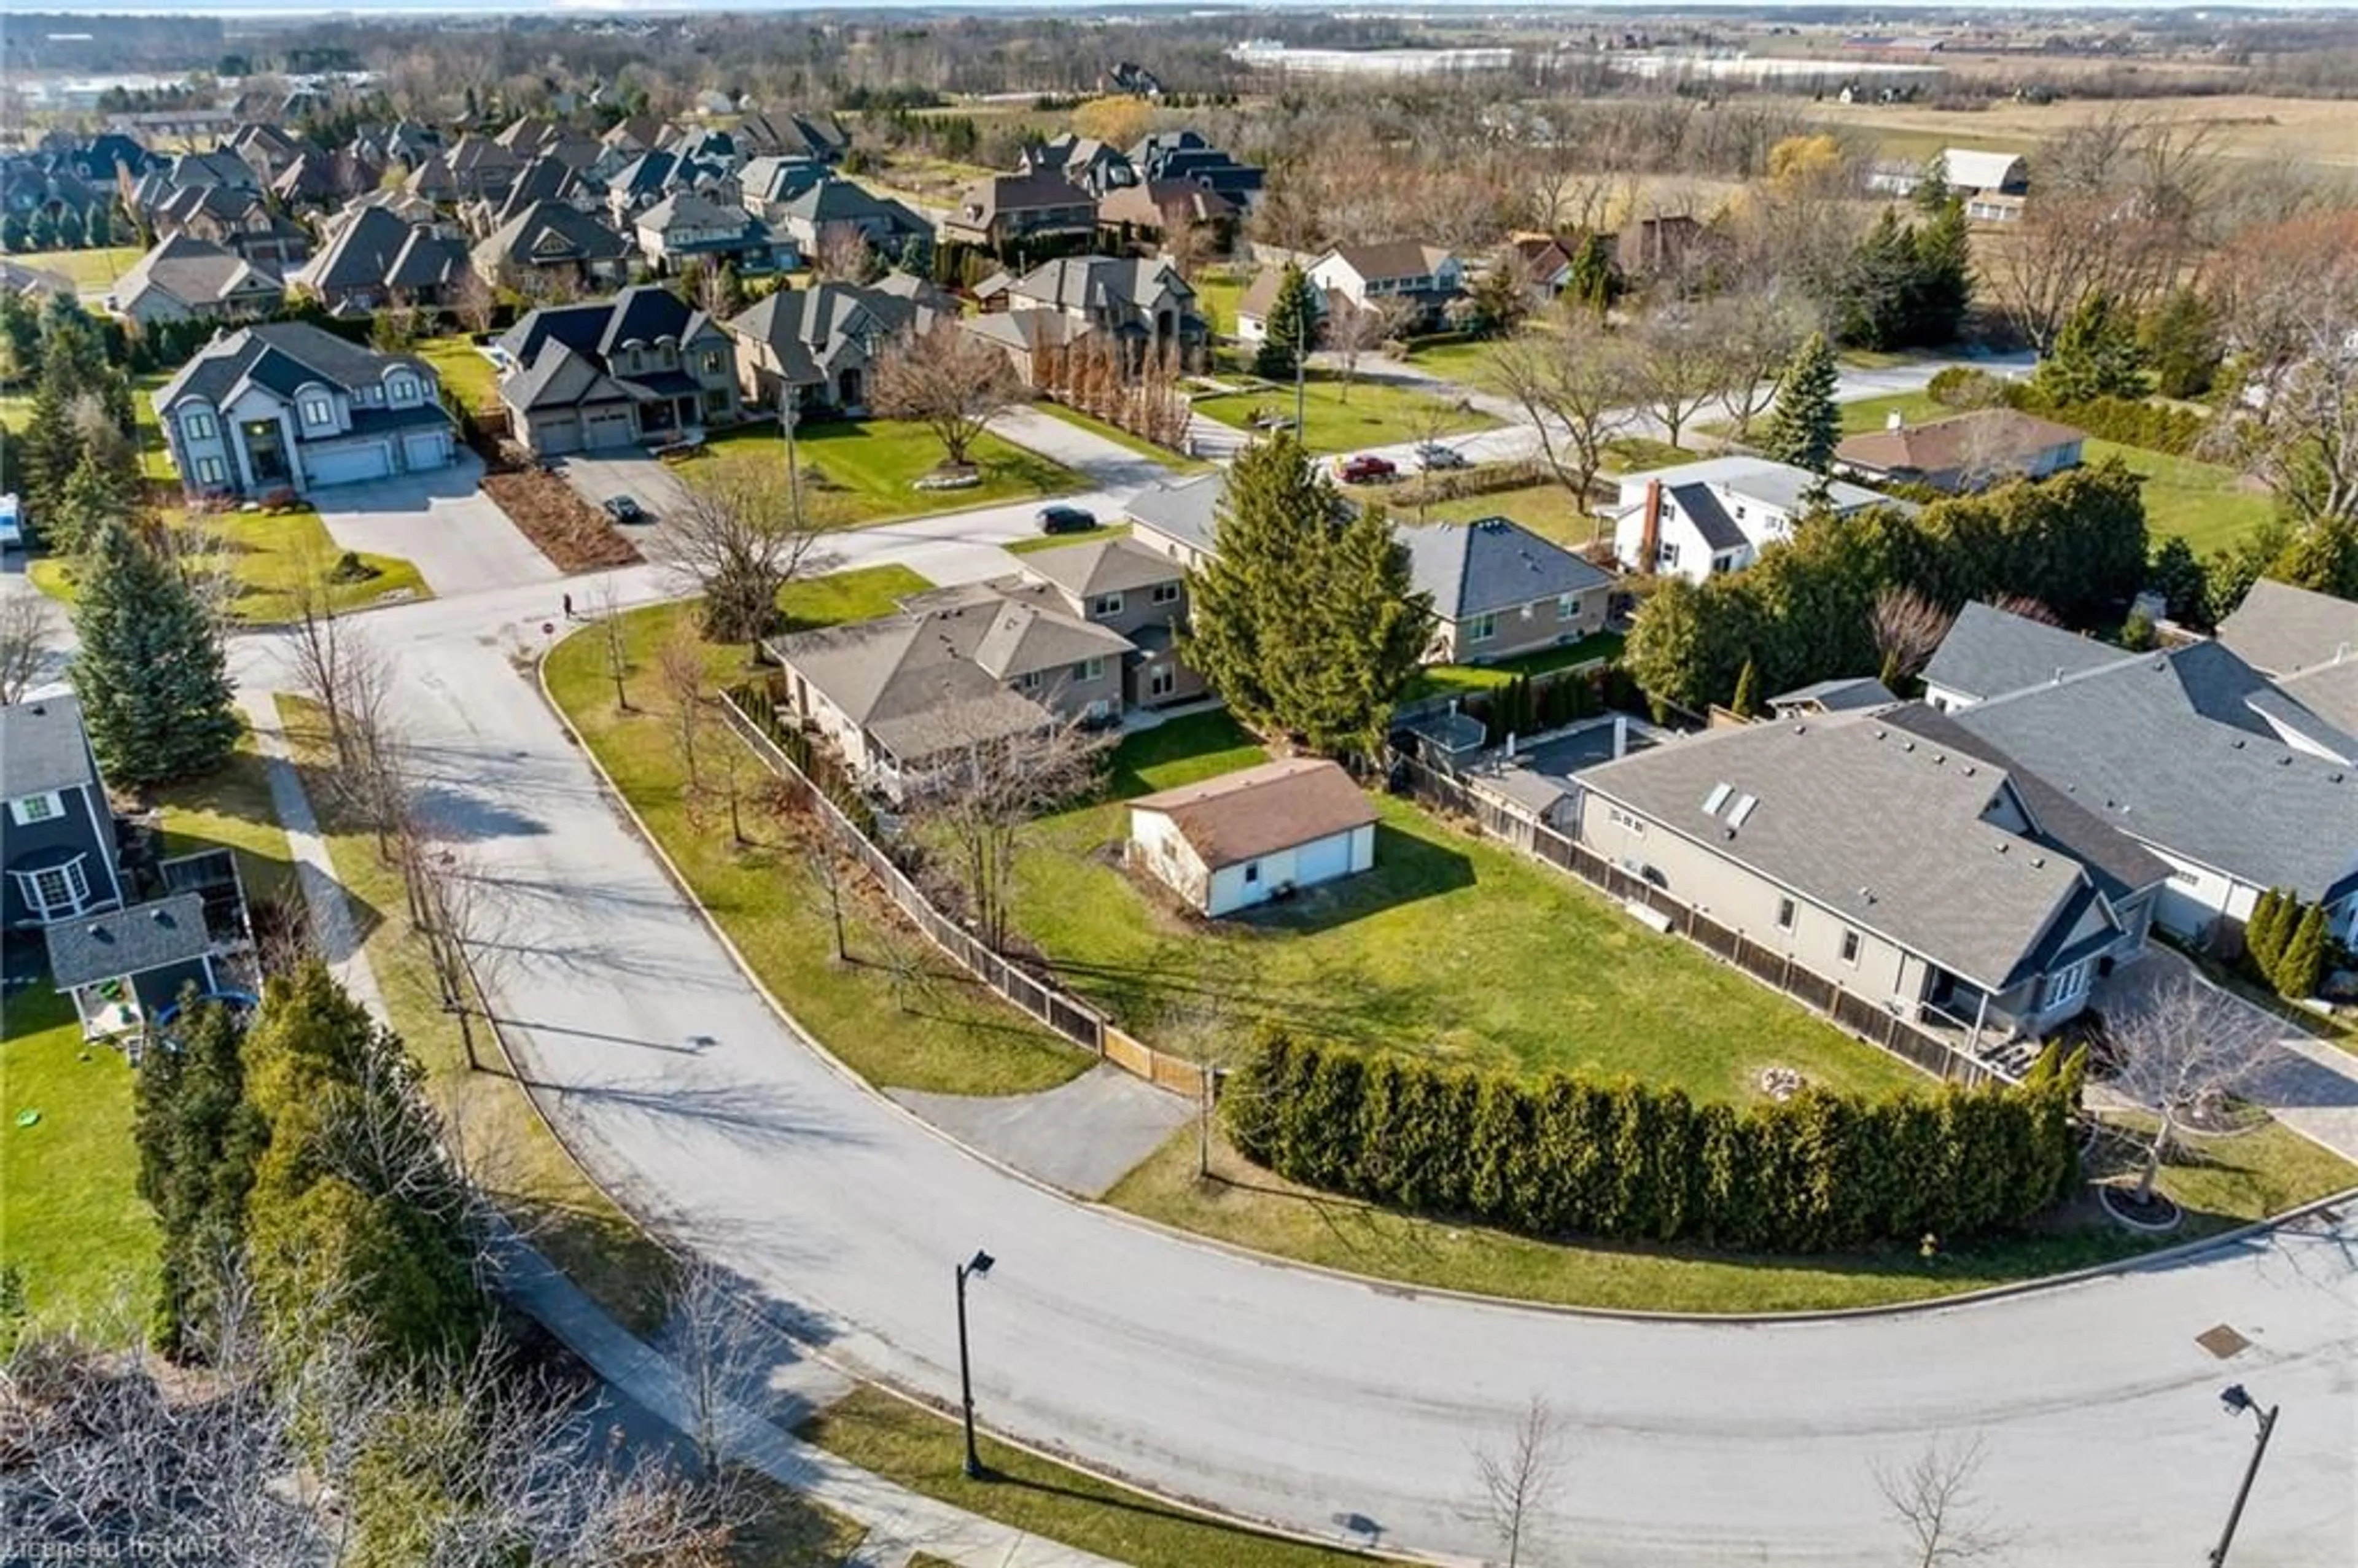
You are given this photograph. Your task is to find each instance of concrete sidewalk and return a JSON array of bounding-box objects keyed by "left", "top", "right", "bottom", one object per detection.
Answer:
[{"left": 247, "top": 694, "right": 1115, "bottom": 1567}]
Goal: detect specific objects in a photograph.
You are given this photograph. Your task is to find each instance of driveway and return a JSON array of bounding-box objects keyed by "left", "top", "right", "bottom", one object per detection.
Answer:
[
  {"left": 313, "top": 453, "right": 561, "bottom": 597},
  {"left": 553, "top": 448, "right": 696, "bottom": 537}
]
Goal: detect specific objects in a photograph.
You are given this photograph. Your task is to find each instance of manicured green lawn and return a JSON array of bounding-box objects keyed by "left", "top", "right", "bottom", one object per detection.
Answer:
[
  {"left": 801, "top": 1386, "right": 1372, "bottom": 1568},
  {"left": 1194, "top": 370, "right": 1498, "bottom": 457},
  {"left": 415, "top": 333, "right": 504, "bottom": 416},
  {"left": 1030, "top": 402, "right": 1207, "bottom": 472},
  {"left": 31, "top": 508, "right": 426, "bottom": 623},
  {"left": 703, "top": 419, "right": 1083, "bottom": 527},
  {"left": 22, "top": 245, "right": 143, "bottom": 290},
  {"left": 151, "top": 731, "right": 299, "bottom": 912},
  {"left": 0, "top": 980, "right": 156, "bottom": 1337},
  {"left": 542, "top": 569, "right": 1094, "bottom": 1098},
  {"left": 5, "top": 373, "right": 173, "bottom": 484},
  {"left": 1188, "top": 272, "right": 1245, "bottom": 339},
  {"left": 1399, "top": 335, "right": 1501, "bottom": 385},
  {"left": 1834, "top": 392, "right": 2272, "bottom": 556},
  {"left": 1417, "top": 482, "right": 1598, "bottom": 548},
  {"left": 1404, "top": 632, "right": 1626, "bottom": 701},
  {"left": 1013, "top": 715, "right": 1915, "bottom": 1104}
]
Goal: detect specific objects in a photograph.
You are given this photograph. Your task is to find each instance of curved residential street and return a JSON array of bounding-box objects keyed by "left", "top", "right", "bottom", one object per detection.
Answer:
[{"left": 195, "top": 361, "right": 2358, "bottom": 1566}]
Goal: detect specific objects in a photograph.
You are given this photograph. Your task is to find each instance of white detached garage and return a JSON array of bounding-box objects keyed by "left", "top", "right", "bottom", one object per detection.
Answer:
[{"left": 1129, "top": 757, "right": 1378, "bottom": 918}]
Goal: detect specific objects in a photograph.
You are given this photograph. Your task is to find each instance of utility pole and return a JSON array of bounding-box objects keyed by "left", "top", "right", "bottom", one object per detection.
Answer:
[
  {"left": 955, "top": 1248, "right": 995, "bottom": 1480},
  {"left": 779, "top": 390, "right": 802, "bottom": 530},
  {"left": 2208, "top": 1384, "right": 2280, "bottom": 1567}
]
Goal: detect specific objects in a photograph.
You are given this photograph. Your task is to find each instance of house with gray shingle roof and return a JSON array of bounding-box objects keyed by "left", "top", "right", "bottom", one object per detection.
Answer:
[
  {"left": 1398, "top": 516, "right": 1613, "bottom": 665},
  {"left": 495, "top": 285, "right": 743, "bottom": 457},
  {"left": 2216, "top": 578, "right": 2358, "bottom": 680},
  {"left": 723, "top": 280, "right": 938, "bottom": 416},
  {"left": 290, "top": 204, "right": 469, "bottom": 315},
  {"left": 154, "top": 321, "right": 456, "bottom": 497},
  {"left": 2, "top": 695, "right": 126, "bottom": 933},
  {"left": 1921, "top": 601, "right": 2131, "bottom": 712},
  {"left": 1578, "top": 705, "right": 2150, "bottom": 1041},
  {"left": 1610, "top": 456, "right": 1899, "bottom": 584},
  {"left": 1929, "top": 616, "right": 2358, "bottom": 945},
  {"left": 469, "top": 199, "right": 631, "bottom": 295},
  {"left": 764, "top": 587, "right": 1131, "bottom": 801},
  {"left": 110, "top": 235, "right": 285, "bottom": 327}
]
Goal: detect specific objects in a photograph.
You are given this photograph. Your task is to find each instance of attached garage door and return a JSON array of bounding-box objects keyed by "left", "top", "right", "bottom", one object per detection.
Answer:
[
  {"left": 582, "top": 406, "right": 638, "bottom": 449},
  {"left": 305, "top": 443, "right": 393, "bottom": 489},
  {"left": 402, "top": 429, "right": 451, "bottom": 470},
  {"left": 1293, "top": 831, "right": 1354, "bottom": 887}
]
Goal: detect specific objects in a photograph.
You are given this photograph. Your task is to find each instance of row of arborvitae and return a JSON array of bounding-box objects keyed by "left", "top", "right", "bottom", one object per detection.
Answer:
[
  {"left": 2246, "top": 888, "right": 2330, "bottom": 1001},
  {"left": 1224, "top": 1031, "right": 2086, "bottom": 1254}
]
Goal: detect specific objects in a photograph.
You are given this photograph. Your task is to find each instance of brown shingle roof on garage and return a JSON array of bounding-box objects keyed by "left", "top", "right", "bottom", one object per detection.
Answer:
[{"left": 1132, "top": 757, "right": 1376, "bottom": 871}]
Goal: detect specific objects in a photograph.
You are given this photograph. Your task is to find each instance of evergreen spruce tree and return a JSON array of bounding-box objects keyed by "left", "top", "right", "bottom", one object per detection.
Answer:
[
  {"left": 1269, "top": 499, "right": 1430, "bottom": 756},
  {"left": 2147, "top": 535, "right": 2211, "bottom": 627},
  {"left": 1761, "top": 332, "right": 1841, "bottom": 473},
  {"left": 1180, "top": 433, "right": 1324, "bottom": 732},
  {"left": 1255, "top": 262, "right": 1320, "bottom": 381},
  {"left": 2276, "top": 903, "right": 2328, "bottom": 1001},
  {"left": 2035, "top": 291, "right": 2145, "bottom": 405},
  {"left": 46, "top": 450, "right": 135, "bottom": 556},
  {"left": 2143, "top": 286, "right": 2222, "bottom": 400},
  {"left": 1834, "top": 209, "right": 1918, "bottom": 349},
  {"left": 1905, "top": 199, "right": 1973, "bottom": 345},
  {"left": 1567, "top": 231, "right": 1615, "bottom": 317},
  {"left": 1730, "top": 657, "right": 1761, "bottom": 718},
  {"left": 135, "top": 997, "right": 266, "bottom": 1357},
  {"left": 2244, "top": 888, "right": 2288, "bottom": 985},
  {"left": 70, "top": 515, "right": 241, "bottom": 786}
]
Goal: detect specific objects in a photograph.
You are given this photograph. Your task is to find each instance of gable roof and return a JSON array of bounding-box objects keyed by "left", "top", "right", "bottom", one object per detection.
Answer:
[
  {"left": 297, "top": 204, "right": 463, "bottom": 295},
  {"left": 1921, "top": 602, "right": 2132, "bottom": 704},
  {"left": 156, "top": 320, "right": 432, "bottom": 413},
  {"left": 474, "top": 200, "right": 629, "bottom": 271},
  {"left": 639, "top": 188, "right": 750, "bottom": 234},
  {"left": 1621, "top": 455, "right": 1894, "bottom": 518},
  {"left": 1667, "top": 481, "right": 1747, "bottom": 552},
  {"left": 2278, "top": 660, "right": 2358, "bottom": 738},
  {"left": 0, "top": 694, "right": 101, "bottom": 798},
  {"left": 115, "top": 234, "right": 281, "bottom": 310},
  {"left": 1768, "top": 676, "right": 1898, "bottom": 713},
  {"left": 1123, "top": 470, "right": 1226, "bottom": 559},
  {"left": 1016, "top": 536, "right": 1183, "bottom": 600},
  {"left": 1947, "top": 643, "right": 2358, "bottom": 902},
  {"left": 2216, "top": 578, "right": 2358, "bottom": 678},
  {"left": 1581, "top": 710, "right": 2107, "bottom": 992},
  {"left": 44, "top": 893, "right": 215, "bottom": 989},
  {"left": 1837, "top": 408, "right": 2085, "bottom": 479},
  {"left": 725, "top": 282, "right": 903, "bottom": 387},
  {"left": 1007, "top": 255, "right": 1192, "bottom": 319},
  {"left": 1396, "top": 516, "right": 1610, "bottom": 620},
  {"left": 1323, "top": 240, "right": 1453, "bottom": 284},
  {"left": 1132, "top": 758, "right": 1376, "bottom": 872},
  {"left": 955, "top": 169, "right": 1090, "bottom": 225}
]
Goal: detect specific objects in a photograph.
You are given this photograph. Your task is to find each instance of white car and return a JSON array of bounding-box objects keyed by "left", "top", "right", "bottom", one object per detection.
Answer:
[{"left": 1415, "top": 443, "right": 1470, "bottom": 472}]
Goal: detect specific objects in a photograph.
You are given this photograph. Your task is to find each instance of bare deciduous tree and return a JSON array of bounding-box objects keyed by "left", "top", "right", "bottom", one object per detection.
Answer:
[
  {"left": 656, "top": 462, "right": 844, "bottom": 647},
  {"left": 1870, "top": 586, "right": 1957, "bottom": 682},
  {"left": 664, "top": 1256, "right": 769, "bottom": 1478},
  {"left": 591, "top": 576, "right": 634, "bottom": 712},
  {"left": 813, "top": 225, "right": 878, "bottom": 284},
  {"left": 1325, "top": 300, "right": 1390, "bottom": 404},
  {"left": 1484, "top": 309, "right": 1640, "bottom": 524},
  {"left": 1708, "top": 289, "right": 1811, "bottom": 441},
  {"left": 1875, "top": 1434, "right": 2013, "bottom": 1567},
  {"left": 2206, "top": 212, "right": 2358, "bottom": 530},
  {"left": 0, "top": 591, "right": 55, "bottom": 705},
  {"left": 871, "top": 319, "right": 1024, "bottom": 471},
  {"left": 658, "top": 616, "right": 708, "bottom": 795},
  {"left": 448, "top": 266, "right": 497, "bottom": 336},
  {"left": 2104, "top": 974, "right": 2270, "bottom": 1206},
  {"left": 909, "top": 710, "right": 1110, "bottom": 953},
  {"left": 407, "top": 836, "right": 513, "bottom": 1076},
  {"left": 1471, "top": 1395, "right": 1569, "bottom": 1568},
  {"left": 284, "top": 547, "right": 357, "bottom": 764},
  {"left": 1630, "top": 304, "right": 1731, "bottom": 451}
]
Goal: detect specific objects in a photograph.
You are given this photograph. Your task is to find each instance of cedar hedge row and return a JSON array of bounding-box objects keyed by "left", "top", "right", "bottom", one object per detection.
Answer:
[{"left": 1224, "top": 1032, "right": 2086, "bottom": 1254}]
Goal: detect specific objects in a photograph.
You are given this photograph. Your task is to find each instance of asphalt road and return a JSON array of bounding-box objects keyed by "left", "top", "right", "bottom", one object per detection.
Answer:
[{"left": 195, "top": 359, "right": 2352, "bottom": 1564}]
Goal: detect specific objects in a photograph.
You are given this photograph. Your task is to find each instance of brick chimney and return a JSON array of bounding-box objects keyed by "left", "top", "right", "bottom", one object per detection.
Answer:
[{"left": 1639, "top": 478, "right": 1663, "bottom": 571}]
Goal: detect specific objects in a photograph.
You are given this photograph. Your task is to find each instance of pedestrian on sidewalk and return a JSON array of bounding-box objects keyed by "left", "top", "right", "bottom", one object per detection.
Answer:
[{"left": 562, "top": 592, "right": 574, "bottom": 620}]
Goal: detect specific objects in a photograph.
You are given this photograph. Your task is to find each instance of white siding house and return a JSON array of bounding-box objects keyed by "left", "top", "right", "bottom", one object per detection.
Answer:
[{"left": 1128, "top": 758, "right": 1378, "bottom": 917}]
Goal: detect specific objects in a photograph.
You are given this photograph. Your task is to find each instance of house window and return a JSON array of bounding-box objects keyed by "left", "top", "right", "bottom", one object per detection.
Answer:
[
  {"left": 1076, "top": 657, "right": 1105, "bottom": 682},
  {"left": 9, "top": 791, "right": 63, "bottom": 825},
  {"left": 1243, "top": 862, "right": 1260, "bottom": 885},
  {"left": 183, "top": 409, "right": 217, "bottom": 440},
  {"left": 1608, "top": 806, "right": 1646, "bottom": 837},
  {"left": 387, "top": 374, "right": 418, "bottom": 403},
  {"left": 1556, "top": 593, "right": 1580, "bottom": 621},
  {"left": 300, "top": 394, "right": 334, "bottom": 429},
  {"left": 1016, "top": 670, "right": 1041, "bottom": 691},
  {"left": 1775, "top": 896, "right": 1795, "bottom": 932},
  {"left": 1657, "top": 541, "right": 1679, "bottom": 568},
  {"left": 1089, "top": 592, "right": 1124, "bottom": 618},
  {"left": 1468, "top": 612, "right": 1498, "bottom": 644},
  {"left": 1147, "top": 665, "right": 1175, "bottom": 699},
  {"left": 196, "top": 457, "right": 227, "bottom": 486},
  {"left": 704, "top": 389, "right": 730, "bottom": 416},
  {"left": 1840, "top": 930, "right": 1861, "bottom": 966},
  {"left": 2041, "top": 959, "right": 2093, "bottom": 1010},
  {"left": 10, "top": 856, "right": 93, "bottom": 920},
  {"left": 702, "top": 351, "right": 725, "bottom": 376},
  {"left": 1150, "top": 582, "right": 1181, "bottom": 606}
]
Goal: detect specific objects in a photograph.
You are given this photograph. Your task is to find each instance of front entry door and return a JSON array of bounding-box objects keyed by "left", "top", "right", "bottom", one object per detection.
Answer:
[{"left": 241, "top": 419, "right": 289, "bottom": 483}]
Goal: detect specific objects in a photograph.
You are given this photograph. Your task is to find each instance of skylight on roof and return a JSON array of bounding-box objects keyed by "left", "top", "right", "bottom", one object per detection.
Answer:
[
  {"left": 1727, "top": 794, "right": 1759, "bottom": 829},
  {"left": 1702, "top": 782, "right": 1732, "bottom": 817}
]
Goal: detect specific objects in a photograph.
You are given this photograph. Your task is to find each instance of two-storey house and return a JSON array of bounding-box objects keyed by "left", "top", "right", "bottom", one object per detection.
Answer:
[
  {"left": 723, "top": 280, "right": 940, "bottom": 416},
  {"left": 1611, "top": 457, "right": 1900, "bottom": 584},
  {"left": 1003, "top": 534, "right": 1206, "bottom": 707},
  {"left": 1398, "top": 516, "right": 1616, "bottom": 666},
  {"left": 3, "top": 694, "right": 126, "bottom": 932},
  {"left": 633, "top": 190, "right": 795, "bottom": 277},
  {"left": 110, "top": 235, "right": 285, "bottom": 327},
  {"left": 1306, "top": 241, "right": 1464, "bottom": 330},
  {"left": 942, "top": 170, "right": 1097, "bottom": 258},
  {"left": 496, "top": 285, "right": 744, "bottom": 456},
  {"left": 979, "top": 255, "right": 1206, "bottom": 363},
  {"left": 154, "top": 322, "right": 457, "bottom": 497},
  {"left": 469, "top": 199, "right": 632, "bottom": 295}
]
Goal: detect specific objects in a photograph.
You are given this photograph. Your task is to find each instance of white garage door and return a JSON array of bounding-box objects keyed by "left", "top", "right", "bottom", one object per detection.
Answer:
[
  {"left": 583, "top": 406, "right": 637, "bottom": 449},
  {"left": 306, "top": 443, "right": 393, "bottom": 488},
  {"left": 1294, "top": 831, "right": 1353, "bottom": 887},
  {"left": 402, "top": 430, "right": 451, "bottom": 470}
]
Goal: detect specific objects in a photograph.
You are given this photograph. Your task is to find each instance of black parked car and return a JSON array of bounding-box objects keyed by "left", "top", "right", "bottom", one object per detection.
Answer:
[
  {"left": 1037, "top": 505, "right": 1097, "bottom": 535},
  {"left": 601, "top": 494, "right": 648, "bottom": 524}
]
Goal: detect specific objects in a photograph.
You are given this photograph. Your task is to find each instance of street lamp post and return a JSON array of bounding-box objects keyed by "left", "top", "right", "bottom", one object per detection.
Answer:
[
  {"left": 955, "top": 1248, "right": 995, "bottom": 1480},
  {"left": 2207, "top": 1383, "right": 2281, "bottom": 1567},
  {"left": 778, "top": 392, "right": 803, "bottom": 530}
]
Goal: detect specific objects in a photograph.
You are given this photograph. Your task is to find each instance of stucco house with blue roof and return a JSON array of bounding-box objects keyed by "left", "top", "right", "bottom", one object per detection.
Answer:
[{"left": 153, "top": 321, "right": 456, "bottom": 497}]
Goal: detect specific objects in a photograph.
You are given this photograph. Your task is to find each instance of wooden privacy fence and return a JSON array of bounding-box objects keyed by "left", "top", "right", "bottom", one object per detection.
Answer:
[
  {"left": 1393, "top": 751, "right": 2001, "bottom": 1087},
  {"left": 717, "top": 691, "right": 1207, "bottom": 1100}
]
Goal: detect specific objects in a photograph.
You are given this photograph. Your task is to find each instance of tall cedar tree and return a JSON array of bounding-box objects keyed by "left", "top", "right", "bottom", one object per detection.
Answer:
[
  {"left": 1730, "top": 658, "right": 1761, "bottom": 717},
  {"left": 1566, "top": 231, "right": 1615, "bottom": 317},
  {"left": 134, "top": 997, "right": 267, "bottom": 1359},
  {"left": 2243, "top": 888, "right": 2287, "bottom": 985},
  {"left": 243, "top": 963, "right": 488, "bottom": 1371},
  {"left": 1761, "top": 332, "right": 1841, "bottom": 473},
  {"left": 2277, "top": 903, "right": 2328, "bottom": 1001},
  {"left": 2143, "top": 287, "right": 2222, "bottom": 400},
  {"left": 1255, "top": 263, "right": 1320, "bottom": 380},
  {"left": 1907, "top": 199, "right": 1974, "bottom": 344},
  {"left": 71, "top": 515, "right": 241, "bottom": 786},
  {"left": 2035, "top": 291, "right": 2146, "bottom": 405},
  {"left": 1181, "top": 434, "right": 1431, "bottom": 756}
]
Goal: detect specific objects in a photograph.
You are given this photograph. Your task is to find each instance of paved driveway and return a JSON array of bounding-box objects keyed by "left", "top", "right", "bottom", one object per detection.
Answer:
[
  {"left": 553, "top": 448, "right": 696, "bottom": 535},
  {"left": 314, "top": 453, "right": 561, "bottom": 597}
]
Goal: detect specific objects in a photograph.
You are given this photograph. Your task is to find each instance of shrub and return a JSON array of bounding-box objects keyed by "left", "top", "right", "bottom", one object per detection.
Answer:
[
  {"left": 328, "top": 549, "right": 378, "bottom": 584},
  {"left": 1225, "top": 1033, "right": 2084, "bottom": 1253},
  {"left": 1926, "top": 367, "right": 2007, "bottom": 409}
]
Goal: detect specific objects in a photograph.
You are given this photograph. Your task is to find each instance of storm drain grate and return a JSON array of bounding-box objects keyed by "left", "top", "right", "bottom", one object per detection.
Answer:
[{"left": 2195, "top": 1323, "right": 2251, "bottom": 1359}]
